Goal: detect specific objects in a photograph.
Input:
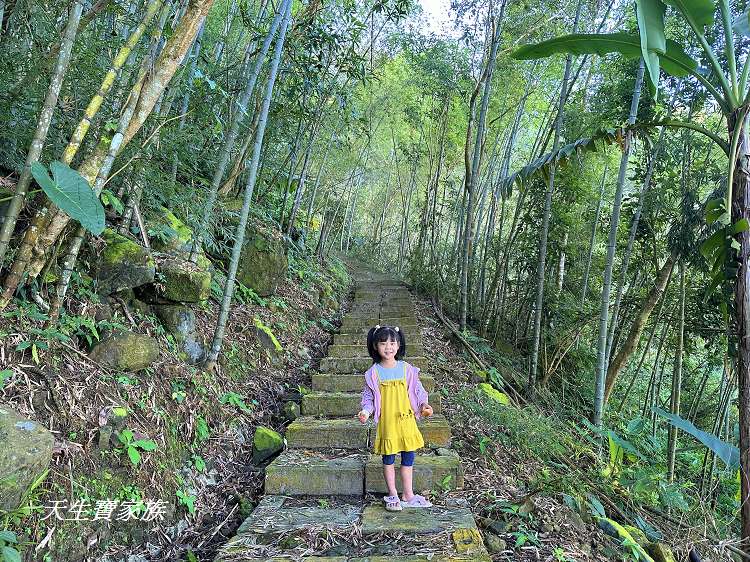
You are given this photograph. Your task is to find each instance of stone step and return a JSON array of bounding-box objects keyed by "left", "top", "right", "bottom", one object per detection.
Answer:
[
  {"left": 301, "top": 391, "right": 441, "bottom": 417},
  {"left": 320, "top": 356, "right": 427, "bottom": 373},
  {"left": 360, "top": 503, "right": 480, "bottom": 536},
  {"left": 264, "top": 450, "right": 463, "bottom": 497},
  {"left": 341, "top": 318, "right": 418, "bottom": 329},
  {"left": 328, "top": 344, "right": 425, "bottom": 358},
  {"left": 312, "top": 373, "right": 435, "bottom": 393},
  {"left": 229, "top": 495, "right": 362, "bottom": 539},
  {"left": 265, "top": 451, "right": 365, "bottom": 496},
  {"left": 334, "top": 333, "right": 424, "bottom": 347},
  {"left": 365, "top": 452, "right": 463, "bottom": 494},
  {"left": 286, "top": 417, "right": 370, "bottom": 449},
  {"left": 337, "top": 326, "right": 420, "bottom": 339},
  {"left": 220, "top": 552, "right": 492, "bottom": 562},
  {"left": 378, "top": 317, "right": 418, "bottom": 326},
  {"left": 286, "top": 415, "right": 452, "bottom": 450}
]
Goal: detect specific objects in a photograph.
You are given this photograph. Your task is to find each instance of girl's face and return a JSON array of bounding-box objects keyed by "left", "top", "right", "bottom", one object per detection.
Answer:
[{"left": 376, "top": 337, "right": 399, "bottom": 361}]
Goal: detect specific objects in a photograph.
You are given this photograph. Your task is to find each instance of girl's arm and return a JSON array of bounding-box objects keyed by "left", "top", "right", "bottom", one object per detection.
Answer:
[
  {"left": 413, "top": 366, "right": 429, "bottom": 407},
  {"left": 361, "top": 377, "right": 375, "bottom": 415}
]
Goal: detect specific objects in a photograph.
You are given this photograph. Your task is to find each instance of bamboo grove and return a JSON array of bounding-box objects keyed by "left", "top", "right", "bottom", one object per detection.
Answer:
[{"left": 3, "top": 0, "right": 750, "bottom": 555}]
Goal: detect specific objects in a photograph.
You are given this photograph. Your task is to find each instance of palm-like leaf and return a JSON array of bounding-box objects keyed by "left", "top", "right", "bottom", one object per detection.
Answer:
[
  {"left": 663, "top": 0, "right": 715, "bottom": 29},
  {"left": 511, "top": 33, "right": 697, "bottom": 80},
  {"left": 635, "top": 0, "right": 667, "bottom": 89},
  {"left": 502, "top": 128, "right": 626, "bottom": 196}
]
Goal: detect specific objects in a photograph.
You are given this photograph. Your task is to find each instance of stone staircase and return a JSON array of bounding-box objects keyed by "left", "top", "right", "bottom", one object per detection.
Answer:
[{"left": 215, "top": 269, "right": 489, "bottom": 561}]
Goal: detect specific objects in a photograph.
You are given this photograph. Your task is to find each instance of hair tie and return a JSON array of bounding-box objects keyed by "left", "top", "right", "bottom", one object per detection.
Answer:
[
  {"left": 374, "top": 324, "right": 381, "bottom": 332},
  {"left": 395, "top": 326, "right": 400, "bottom": 332}
]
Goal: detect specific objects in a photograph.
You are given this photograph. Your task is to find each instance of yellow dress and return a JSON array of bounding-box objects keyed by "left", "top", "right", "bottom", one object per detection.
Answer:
[{"left": 372, "top": 363, "right": 425, "bottom": 455}]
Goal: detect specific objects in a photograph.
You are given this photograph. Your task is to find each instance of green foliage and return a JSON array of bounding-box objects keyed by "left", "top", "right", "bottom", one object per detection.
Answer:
[
  {"left": 653, "top": 407, "right": 739, "bottom": 469},
  {"left": 219, "top": 391, "right": 254, "bottom": 413},
  {"left": 0, "top": 531, "right": 21, "bottom": 562},
  {"left": 176, "top": 490, "right": 196, "bottom": 515},
  {"left": 116, "top": 429, "right": 158, "bottom": 466},
  {"left": 30, "top": 161, "right": 105, "bottom": 235}
]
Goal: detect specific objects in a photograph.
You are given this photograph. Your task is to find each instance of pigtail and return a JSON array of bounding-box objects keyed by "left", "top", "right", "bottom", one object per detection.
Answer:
[
  {"left": 366, "top": 325, "right": 379, "bottom": 363},
  {"left": 395, "top": 326, "right": 407, "bottom": 359}
]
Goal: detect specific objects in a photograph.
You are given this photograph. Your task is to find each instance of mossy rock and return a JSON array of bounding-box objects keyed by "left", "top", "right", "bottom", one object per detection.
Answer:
[
  {"left": 476, "top": 383, "right": 510, "bottom": 406},
  {"left": 623, "top": 525, "right": 649, "bottom": 547},
  {"left": 237, "top": 230, "right": 287, "bottom": 297},
  {"left": 95, "top": 229, "right": 155, "bottom": 295},
  {"left": 597, "top": 518, "right": 655, "bottom": 562},
  {"left": 646, "top": 543, "right": 676, "bottom": 562},
  {"left": 252, "top": 317, "right": 282, "bottom": 353},
  {"left": 89, "top": 331, "right": 159, "bottom": 371},
  {"left": 150, "top": 207, "right": 194, "bottom": 255},
  {"left": 252, "top": 426, "right": 284, "bottom": 465},
  {"left": 0, "top": 405, "right": 54, "bottom": 511},
  {"left": 138, "top": 257, "right": 211, "bottom": 304},
  {"left": 153, "top": 304, "right": 205, "bottom": 364}
]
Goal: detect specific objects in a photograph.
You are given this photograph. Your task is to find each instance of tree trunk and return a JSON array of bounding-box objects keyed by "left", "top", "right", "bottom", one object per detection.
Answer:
[
  {"left": 460, "top": 7, "right": 504, "bottom": 331},
  {"left": 189, "top": 2, "right": 281, "bottom": 259},
  {"left": 593, "top": 59, "right": 644, "bottom": 425},
  {"left": 0, "top": 0, "right": 83, "bottom": 264},
  {"left": 606, "top": 127, "right": 666, "bottom": 364},
  {"left": 0, "top": 0, "right": 164, "bottom": 306},
  {"left": 204, "top": 0, "right": 292, "bottom": 372},
  {"left": 581, "top": 163, "right": 607, "bottom": 305},
  {"left": 667, "top": 261, "right": 685, "bottom": 482},
  {"left": 529, "top": 72, "right": 572, "bottom": 392},
  {"left": 730, "top": 108, "right": 750, "bottom": 556},
  {"left": 603, "top": 253, "right": 674, "bottom": 403}
]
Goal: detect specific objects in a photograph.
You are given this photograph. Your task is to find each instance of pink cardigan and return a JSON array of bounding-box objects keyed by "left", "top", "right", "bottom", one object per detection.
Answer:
[{"left": 360, "top": 361, "right": 429, "bottom": 423}]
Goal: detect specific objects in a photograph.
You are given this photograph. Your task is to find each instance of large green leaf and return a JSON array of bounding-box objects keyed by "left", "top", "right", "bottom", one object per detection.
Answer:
[
  {"left": 512, "top": 32, "right": 641, "bottom": 60},
  {"left": 663, "top": 0, "right": 715, "bottom": 29},
  {"left": 512, "top": 33, "right": 697, "bottom": 79},
  {"left": 636, "top": 0, "right": 667, "bottom": 89},
  {"left": 503, "top": 127, "right": 625, "bottom": 194},
  {"left": 31, "top": 161, "right": 105, "bottom": 236},
  {"left": 653, "top": 407, "right": 739, "bottom": 469}
]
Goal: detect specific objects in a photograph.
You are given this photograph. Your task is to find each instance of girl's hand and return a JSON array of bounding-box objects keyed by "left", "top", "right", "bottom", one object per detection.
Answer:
[
  {"left": 357, "top": 410, "right": 370, "bottom": 424},
  {"left": 421, "top": 404, "right": 433, "bottom": 418}
]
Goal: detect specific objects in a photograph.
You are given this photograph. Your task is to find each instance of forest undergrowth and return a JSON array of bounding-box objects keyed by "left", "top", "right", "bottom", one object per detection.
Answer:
[{"left": 0, "top": 243, "right": 351, "bottom": 561}]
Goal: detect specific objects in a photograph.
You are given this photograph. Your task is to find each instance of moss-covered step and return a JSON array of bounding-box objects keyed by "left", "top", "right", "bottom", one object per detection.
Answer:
[
  {"left": 218, "top": 555, "right": 488, "bottom": 561},
  {"left": 379, "top": 316, "right": 419, "bottom": 326},
  {"left": 312, "top": 373, "right": 434, "bottom": 393},
  {"left": 334, "top": 333, "right": 424, "bottom": 347},
  {"left": 320, "top": 356, "right": 427, "bottom": 373},
  {"left": 301, "top": 392, "right": 441, "bottom": 417},
  {"left": 286, "top": 416, "right": 451, "bottom": 449},
  {"left": 341, "top": 316, "right": 418, "bottom": 329},
  {"left": 286, "top": 417, "right": 370, "bottom": 449},
  {"left": 265, "top": 451, "right": 365, "bottom": 496},
  {"left": 340, "top": 323, "right": 419, "bottom": 336},
  {"left": 328, "top": 344, "right": 426, "bottom": 358},
  {"left": 215, "top": 496, "right": 363, "bottom": 560},
  {"left": 365, "top": 452, "right": 463, "bottom": 494},
  {"left": 360, "top": 504, "right": 478, "bottom": 535}
]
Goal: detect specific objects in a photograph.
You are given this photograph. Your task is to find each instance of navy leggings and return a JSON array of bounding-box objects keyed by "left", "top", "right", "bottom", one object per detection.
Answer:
[{"left": 382, "top": 451, "right": 416, "bottom": 466}]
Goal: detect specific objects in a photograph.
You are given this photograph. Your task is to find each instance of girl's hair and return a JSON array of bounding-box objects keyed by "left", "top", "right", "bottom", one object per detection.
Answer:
[{"left": 367, "top": 325, "right": 407, "bottom": 362}]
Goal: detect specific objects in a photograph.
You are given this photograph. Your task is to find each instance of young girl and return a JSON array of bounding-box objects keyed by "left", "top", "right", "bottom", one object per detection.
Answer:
[{"left": 358, "top": 325, "right": 434, "bottom": 511}]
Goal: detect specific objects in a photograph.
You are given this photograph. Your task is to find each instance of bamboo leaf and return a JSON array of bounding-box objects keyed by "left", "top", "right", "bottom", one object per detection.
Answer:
[{"left": 653, "top": 407, "right": 739, "bottom": 468}]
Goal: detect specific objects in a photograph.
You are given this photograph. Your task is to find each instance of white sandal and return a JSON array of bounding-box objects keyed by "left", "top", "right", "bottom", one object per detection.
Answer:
[{"left": 383, "top": 495, "right": 403, "bottom": 511}]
